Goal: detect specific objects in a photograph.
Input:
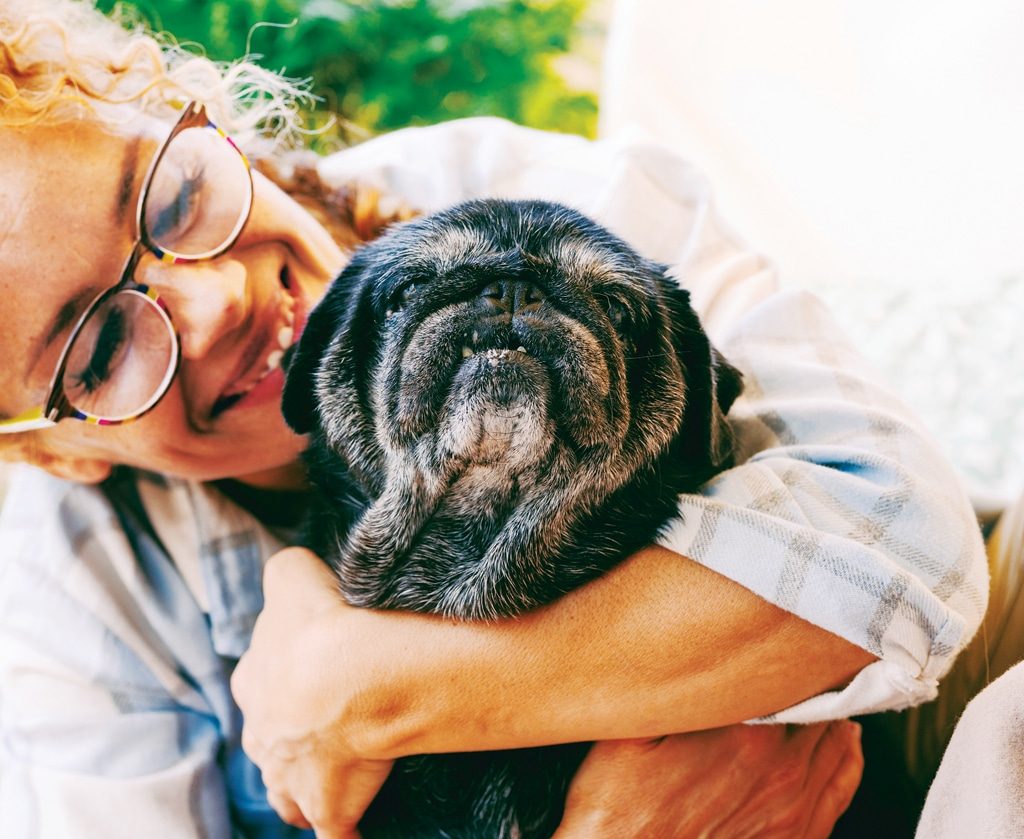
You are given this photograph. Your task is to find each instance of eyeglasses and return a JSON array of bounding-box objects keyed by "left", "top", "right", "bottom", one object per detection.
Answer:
[{"left": 0, "top": 101, "right": 253, "bottom": 434}]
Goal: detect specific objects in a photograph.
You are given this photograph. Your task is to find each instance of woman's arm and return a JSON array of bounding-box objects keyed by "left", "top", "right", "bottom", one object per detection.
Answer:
[
  {"left": 232, "top": 543, "right": 873, "bottom": 835},
  {"left": 315, "top": 123, "right": 988, "bottom": 719},
  {"left": 271, "top": 545, "right": 872, "bottom": 759}
]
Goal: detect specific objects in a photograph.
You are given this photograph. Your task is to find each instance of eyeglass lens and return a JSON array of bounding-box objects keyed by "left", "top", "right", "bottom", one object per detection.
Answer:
[
  {"left": 63, "top": 289, "right": 176, "bottom": 421},
  {"left": 143, "top": 125, "right": 251, "bottom": 258},
  {"left": 61, "top": 124, "right": 250, "bottom": 421}
]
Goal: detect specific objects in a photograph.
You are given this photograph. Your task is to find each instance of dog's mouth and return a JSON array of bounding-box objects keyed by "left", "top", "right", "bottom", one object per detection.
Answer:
[
  {"left": 458, "top": 320, "right": 533, "bottom": 361},
  {"left": 459, "top": 345, "right": 534, "bottom": 374},
  {"left": 438, "top": 345, "right": 553, "bottom": 468},
  {"left": 459, "top": 339, "right": 530, "bottom": 361},
  {"left": 444, "top": 318, "right": 547, "bottom": 388}
]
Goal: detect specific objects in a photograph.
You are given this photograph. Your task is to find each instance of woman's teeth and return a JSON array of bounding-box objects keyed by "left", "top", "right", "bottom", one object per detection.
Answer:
[{"left": 222, "top": 295, "right": 297, "bottom": 400}]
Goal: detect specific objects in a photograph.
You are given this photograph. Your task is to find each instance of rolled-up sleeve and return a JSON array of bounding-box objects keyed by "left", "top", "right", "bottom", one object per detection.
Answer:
[{"left": 660, "top": 287, "right": 988, "bottom": 720}]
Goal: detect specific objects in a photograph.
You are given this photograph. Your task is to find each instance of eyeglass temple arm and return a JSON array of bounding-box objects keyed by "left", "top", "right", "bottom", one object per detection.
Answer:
[{"left": 0, "top": 406, "right": 57, "bottom": 433}]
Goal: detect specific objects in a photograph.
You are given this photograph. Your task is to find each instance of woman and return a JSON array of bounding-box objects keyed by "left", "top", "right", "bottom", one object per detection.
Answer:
[{"left": 0, "top": 1, "right": 986, "bottom": 837}]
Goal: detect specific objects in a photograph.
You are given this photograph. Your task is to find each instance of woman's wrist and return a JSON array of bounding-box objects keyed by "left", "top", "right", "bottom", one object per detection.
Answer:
[
  {"left": 336, "top": 605, "right": 557, "bottom": 760},
  {"left": 325, "top": 596, "right": 563, "bottom": 759},
  {"left": 328, "top": 606, "right": 461, "bottom": 760}
]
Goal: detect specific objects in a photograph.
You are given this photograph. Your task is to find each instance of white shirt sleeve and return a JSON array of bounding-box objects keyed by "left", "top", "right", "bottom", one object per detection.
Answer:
[{"left": 317, "top": 117, "right": 987, "bottom": 720}]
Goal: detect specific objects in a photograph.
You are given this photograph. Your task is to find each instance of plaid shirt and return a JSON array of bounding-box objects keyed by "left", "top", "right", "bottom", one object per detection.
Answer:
[{"left": 0, "top": 119, "right": 986, "bottom": 837}]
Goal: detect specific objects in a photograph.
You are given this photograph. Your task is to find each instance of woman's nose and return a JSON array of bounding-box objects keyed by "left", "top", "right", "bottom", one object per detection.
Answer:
[{"left": 139, "top": 256, "right": 250, "bottom": 360}]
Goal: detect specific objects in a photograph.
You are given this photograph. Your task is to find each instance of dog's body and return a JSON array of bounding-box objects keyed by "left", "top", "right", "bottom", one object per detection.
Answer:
[{"left": 282, "top": 199, "right": 743, "bottom": 838}]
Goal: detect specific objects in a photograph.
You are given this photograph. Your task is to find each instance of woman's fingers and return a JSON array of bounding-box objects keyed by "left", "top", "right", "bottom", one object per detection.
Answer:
[
  {"left": 265, "top": 788, "right": 312, "bottom": 830},
  {"left": 802, "top": 721, "right": 864, "bottom": 839},
  {"left": 297, "top": 757, "right": 393, "bottom": 839},
  {"left": 554, "top": 722, "right": 864, "bottom": 839},
  {"left": 234, "top": 546, "right": 395, "bottom": 837}
]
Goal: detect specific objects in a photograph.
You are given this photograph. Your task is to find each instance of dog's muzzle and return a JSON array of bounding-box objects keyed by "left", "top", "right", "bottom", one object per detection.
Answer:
[
  {"left": 441, "top": 342, "right": 554, "bottom": 467},
  {"left": 392, "top": 280, "right": 614, "bottom": 471}
]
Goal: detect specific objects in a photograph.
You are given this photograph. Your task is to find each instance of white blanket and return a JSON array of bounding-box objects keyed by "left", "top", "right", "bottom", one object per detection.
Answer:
[{"left": 917, "top": 661, "right": 1024, "bottom": 836}]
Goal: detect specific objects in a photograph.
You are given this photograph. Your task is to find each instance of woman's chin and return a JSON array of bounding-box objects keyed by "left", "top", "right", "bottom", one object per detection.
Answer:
[
  {"left": 185, "top": 409, "right": 308, "bottom": 488},
  {"left": 232, "top": 460, "right": 310, "bottom": 490}
]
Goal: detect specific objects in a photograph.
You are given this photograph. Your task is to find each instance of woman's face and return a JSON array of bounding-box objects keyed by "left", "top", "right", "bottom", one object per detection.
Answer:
[{"left": 0, "top": 116, "right": 346, "bottom": 487}]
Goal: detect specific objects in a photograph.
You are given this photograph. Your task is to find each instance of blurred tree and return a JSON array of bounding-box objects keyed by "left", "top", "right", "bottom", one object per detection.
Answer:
[{"left": 99, "top": 0, "right": 598, "bottom": 138}]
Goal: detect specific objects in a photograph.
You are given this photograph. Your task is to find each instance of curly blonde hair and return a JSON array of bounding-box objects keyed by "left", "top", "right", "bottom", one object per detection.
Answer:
[{"left": 0, "top": 0, "right": 310, "bottom": 154}]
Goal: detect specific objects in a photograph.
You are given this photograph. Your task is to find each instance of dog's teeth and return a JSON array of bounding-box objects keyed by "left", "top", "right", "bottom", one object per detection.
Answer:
[
  {"left": 462, "top": 346, "right": 475, "bottom": 358},
  {"left": 516, "top": 346, "right": 527, "bottom": 353}
]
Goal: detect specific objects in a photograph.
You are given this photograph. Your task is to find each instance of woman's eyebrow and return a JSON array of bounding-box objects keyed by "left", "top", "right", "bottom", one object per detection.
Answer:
[
  {"left": 115, "top": 136, "right": 141, "bottom": 223},
  {"left": 25, "top": 287, "right": 99, "bottom": 386}
]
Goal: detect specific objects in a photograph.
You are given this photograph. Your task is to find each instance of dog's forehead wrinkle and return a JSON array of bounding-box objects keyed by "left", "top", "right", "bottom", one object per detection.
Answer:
[
  {"left": 540, "top": 237, "right": 640, "bottom": 294},
  {"left": 410, "top": 222, "right": 494, "bottom": 273}
]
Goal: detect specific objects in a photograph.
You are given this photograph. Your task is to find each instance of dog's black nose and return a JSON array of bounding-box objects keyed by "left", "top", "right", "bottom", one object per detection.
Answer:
[{"left": 480, "top": 280, "right": 546, "bottom": 315}]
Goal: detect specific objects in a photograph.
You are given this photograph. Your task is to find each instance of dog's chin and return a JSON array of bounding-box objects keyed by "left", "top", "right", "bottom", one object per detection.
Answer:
[{"left": 435, "top": 348, "right": 555, "bottom": 469}]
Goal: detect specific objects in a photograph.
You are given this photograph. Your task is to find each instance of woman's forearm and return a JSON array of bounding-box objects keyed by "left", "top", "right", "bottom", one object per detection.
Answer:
[{"left": 335, "top": 544, "right": 875, "bottom": 760}]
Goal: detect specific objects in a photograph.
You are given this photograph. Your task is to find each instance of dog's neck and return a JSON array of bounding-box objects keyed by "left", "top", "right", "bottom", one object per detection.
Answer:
[{"left": 312, "top": 443, "right": 557, "bottom": 619}]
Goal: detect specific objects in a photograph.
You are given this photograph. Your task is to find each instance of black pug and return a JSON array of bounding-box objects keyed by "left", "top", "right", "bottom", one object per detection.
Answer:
[{"left": 281, "top": 198, "right": 743, "bottom": 839}]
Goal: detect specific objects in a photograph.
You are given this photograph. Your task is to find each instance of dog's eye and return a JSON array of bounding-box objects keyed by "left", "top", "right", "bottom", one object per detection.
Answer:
[
  {"left": 598, "top": 296, "right": 627, "bottom": 330},
  {"left": 607, "top": 302, "right": 626, "bottom": 329},
  {"left": 385, "top": 282, "right": 418, "bottom": 318}
]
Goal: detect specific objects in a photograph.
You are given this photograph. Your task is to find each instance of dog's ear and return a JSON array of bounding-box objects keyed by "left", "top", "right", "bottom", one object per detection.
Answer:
[
  {"left": 655, "top": 271, "right": 744, "bottom": 470},
  {"left": 705, "top": 344, "right": 744, "bottom": 467},
  {"left": 281, "top": 251, "right": 369, "bottom": 435}
]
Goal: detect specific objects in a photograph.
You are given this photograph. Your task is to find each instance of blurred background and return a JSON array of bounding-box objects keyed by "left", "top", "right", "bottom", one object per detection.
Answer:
[
  {"left": 48, "top": 1, "right": 1024, "bottom": 512},
  {"left": 600, "top": 0, "right": 1024, "bottom": 514},
  {"left": 97, "top": 0, "right": 608, "bottom": 141}
]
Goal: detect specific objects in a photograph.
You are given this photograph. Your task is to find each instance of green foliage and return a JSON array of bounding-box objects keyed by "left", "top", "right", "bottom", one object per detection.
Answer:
[{"left": 99, "top": 0, "right": 598, "bottom": 138}]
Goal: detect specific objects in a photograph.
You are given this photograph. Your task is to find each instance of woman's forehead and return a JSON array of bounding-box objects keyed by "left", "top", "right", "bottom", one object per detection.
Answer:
[{"left": 2, "top": 119, "right": 168, "bottom": 257}]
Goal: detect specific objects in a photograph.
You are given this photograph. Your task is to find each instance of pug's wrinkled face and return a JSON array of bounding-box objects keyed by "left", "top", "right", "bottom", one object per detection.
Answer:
[{"left": 284, "top": 200, "right": 741, "bottom": 619}]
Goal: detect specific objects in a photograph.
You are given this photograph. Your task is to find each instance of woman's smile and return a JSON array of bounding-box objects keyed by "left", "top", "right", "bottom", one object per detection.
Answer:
[{"left": 209, "top": 268, "right": 300, "bottom": 418}]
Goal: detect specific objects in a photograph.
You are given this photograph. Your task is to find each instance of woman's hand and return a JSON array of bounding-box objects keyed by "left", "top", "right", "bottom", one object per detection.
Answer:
[
  {"left": 231, "top": 548, "right": 394, "bottom": 838},
  {"left": 554, "top": 722, "right": 863, "bottom": 839}
]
